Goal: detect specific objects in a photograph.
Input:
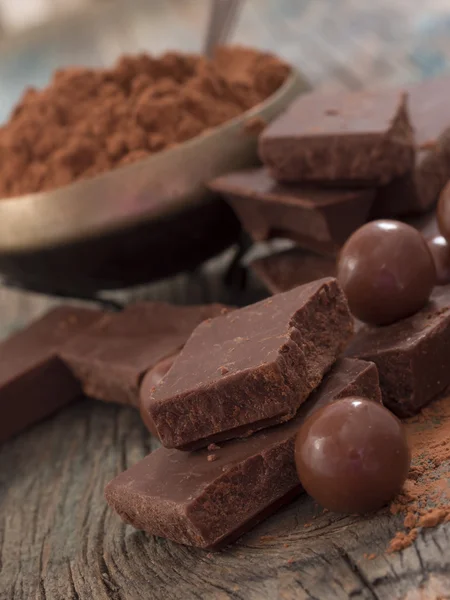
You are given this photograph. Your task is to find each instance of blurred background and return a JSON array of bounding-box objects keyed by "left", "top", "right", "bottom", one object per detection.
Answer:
[
  {"left": 0, "top": 0, "right": 450, "bottom": 330},
  {"left": 1, "top": 0, "right": 450, "bottom": 123}
]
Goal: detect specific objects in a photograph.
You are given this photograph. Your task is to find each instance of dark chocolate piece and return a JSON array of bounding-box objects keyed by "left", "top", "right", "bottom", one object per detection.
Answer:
[
  {"left": 259, "top": 89, "right": 414, "bottom": 185},
  {"left": 295, "top": 397, "right": 410, "bottom": 513},
  {"left": 346, "top": 285, "right": 450, "bottom": 417},
  {"left": 106, "top": 358, "right": 381, "bottom": 548},
  {"left": 0, "top": 306, "right": 101, "bottom": 444},
  {"left": 251, "top": 247, "right": 336, "bottom": 294},
  {"left": 373, "top": 77, "right": 450, "bottom": 216},
  {"left": 338, "top": 220, "right": 436, "bottom": 325},
  {"left": 61, "top": 302, "right": 226, "bottom": 407},
  {"left": 144, "top": 278, "right": 353, "bottom": 449},
  {"left": 209, "top": 168, "right": 374, "bottom": 254}
]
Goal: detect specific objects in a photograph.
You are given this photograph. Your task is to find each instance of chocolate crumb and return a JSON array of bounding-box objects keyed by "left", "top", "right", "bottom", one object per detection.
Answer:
[
  {"left": 207, "top": 454, "right": 217, "bottom": 462},
  {"left": 367, "top": 553, "right": 376, "bottom": 560},
  {"left": 220, "top": 366, "right": 229, "bottom": 375},
  {"left": 208, "top": 443, "right": 221, "bottom": 451}
]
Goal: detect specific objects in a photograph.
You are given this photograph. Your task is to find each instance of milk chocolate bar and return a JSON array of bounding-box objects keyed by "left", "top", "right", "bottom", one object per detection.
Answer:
[
  {"left": 61, "top": 302, "right": 226, "bottom": 407},
  {"left": 106, "top": 358, "right": 381, "bottom": 549},
  {"left": 209, "top": 168, "right": 374, "bottom": 254},
  {"left": 374, "top": 76, "right": 450, "bottom": 216},
  {"left": 143, "top": 278, "right": 353, "bottom": 449},
  {"left": 259, "top": 89, "right": 414, "bottom": 185},
  {"left": 0, "top": 306, "right": 101, "bottom": 444},
  {"left": 251, "top": 247, "right": 336, "bottom": 294},
  {"left": 346, "top": 285, "right": 450, "bottom": 417}
]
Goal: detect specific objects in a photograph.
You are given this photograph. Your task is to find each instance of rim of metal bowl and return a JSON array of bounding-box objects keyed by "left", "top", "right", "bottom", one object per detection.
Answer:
[{"left": 0, "top": 69, "right": 307, "bottom": 253}]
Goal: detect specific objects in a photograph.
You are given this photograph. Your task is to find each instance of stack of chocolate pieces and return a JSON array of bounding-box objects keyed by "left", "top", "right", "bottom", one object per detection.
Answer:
[
  {"left": 209, "top": 77, "right": 450, "bottom": 294},
  {"left": 5, "top": 280, "right": 450, "bottom": 549},
  {"left": 105, "top": 278, "right": 386, "bottom": 548},
  {"left": 104, "top": 282, "right": 450, "bottom": 550}
]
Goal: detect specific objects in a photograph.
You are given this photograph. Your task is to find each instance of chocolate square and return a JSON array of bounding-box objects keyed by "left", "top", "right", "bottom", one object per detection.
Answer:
[
  {"left": 374, "top": 77, "right": 450, "bottom": 216},
  {"left": 210, "top": 168, "right": 374, "bottom": 254},
  {"left": 259, "top": 89, "right": 414, "bottom": 185},
  {"left": 0, "top": 306, "right": 101, "bottom": 443},
  {"left": 144, "top": 278, "right": 353, "bottom": 449},
  {"left": 346, "top": 286, "right": 450, "bottom": 416}
]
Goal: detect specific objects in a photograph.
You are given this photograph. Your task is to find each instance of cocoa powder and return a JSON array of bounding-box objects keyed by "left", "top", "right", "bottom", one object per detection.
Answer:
[
  {"left": 0, "top": 46, "right": 289, "bottom": 198},
  {"left": 388, "top": 396, "right": 450, "bottom": 552}
]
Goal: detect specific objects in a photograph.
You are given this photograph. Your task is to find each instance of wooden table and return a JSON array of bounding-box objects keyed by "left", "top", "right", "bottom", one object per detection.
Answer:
[{"left": 1, "top": 1, "right": 450, "bottom": 598}]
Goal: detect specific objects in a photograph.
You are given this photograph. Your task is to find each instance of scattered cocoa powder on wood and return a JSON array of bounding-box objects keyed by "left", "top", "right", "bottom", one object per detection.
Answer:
[
  {"left": 387, "top": 396, "right": 450, "bottom": 552},
  {"left": 0, "top": 46, "right": 289, "bottom": 198}
]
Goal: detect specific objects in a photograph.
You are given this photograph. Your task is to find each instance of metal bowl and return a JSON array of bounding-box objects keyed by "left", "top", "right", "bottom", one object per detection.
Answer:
[{"left": 0, "top": 70, "right": 308, "bottom": 294}]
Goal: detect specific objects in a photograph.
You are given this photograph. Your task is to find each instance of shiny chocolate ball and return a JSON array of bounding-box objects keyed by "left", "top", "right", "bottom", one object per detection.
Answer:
[
  {"left": 338, "top": 220, "right": 436, "bottom": 325},
  {"left": 428, "top": 235, "right": 450, "bottom": 285},
  {"left": 295, "top": 397, "right": 410, "bottom": 514},
  {"left": 437, "top": 181, "right": 450, "bottom": 242},
  {"left": 139, "top": 354, "right": 177, "bottom": 437}
]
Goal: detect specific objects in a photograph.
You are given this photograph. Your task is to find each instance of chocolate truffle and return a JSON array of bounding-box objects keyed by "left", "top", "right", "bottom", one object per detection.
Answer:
[
  {"left": 337, "top": 220, "right": 436, "bottom": 325},
  {"left": 295, "top": 397, "right": 410, "bottom": 513},
  {"left": 428, "top": 235, "right": 450, "bottom": 285}
]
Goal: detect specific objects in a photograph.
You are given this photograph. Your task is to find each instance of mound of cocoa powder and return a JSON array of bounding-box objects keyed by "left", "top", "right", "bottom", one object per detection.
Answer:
[
  {"left": 0, "top": 46, "right": 290, "bottom": 198},
  {"left": 388, "top": 396, "right": 450, "bottom": 552}
]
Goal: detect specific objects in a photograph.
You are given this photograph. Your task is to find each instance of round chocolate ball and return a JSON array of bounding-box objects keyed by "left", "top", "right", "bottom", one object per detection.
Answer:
[
  {"left": 428, "top": 235, "right": 450, "bottom": 285},
  {"left": 338, "top": 220, "right": 436, "bottom": 325},
  {"left": 295, "top": 397, "right": 410, "bottom": 514},
  {"left": 139, "top": 354, "right": 177, "bottom": 438},
  {"left": 437, "top": 182, "right": 450, "bottom": 242}
]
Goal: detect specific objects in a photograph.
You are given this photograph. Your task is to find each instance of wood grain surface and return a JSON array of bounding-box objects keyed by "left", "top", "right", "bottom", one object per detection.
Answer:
[
  {"left": 1, "top": 1, "right": 450, "bottom": 599},
  {"left": 1, "top": 398, "right": 450, "bottom": 600}
]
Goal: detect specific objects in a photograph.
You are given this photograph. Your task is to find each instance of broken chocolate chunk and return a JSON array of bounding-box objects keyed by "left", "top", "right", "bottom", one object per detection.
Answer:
[
  {"left": 106, "top": 358, "right": 381, "bottom": 548},
  {"left": 373, "top": 76, "right": 450, "bottom": 216},
  {"left": 210, "top": 168, "right": 374, "bottom": 254},
  {"left": 61, "top": 302, "right": 226, "bottom": 407},
  {"left": 346, "top": 285, "right": 450, "bottom": 416},
  {"left": 143, "top": 278, "right": 353, "bottom": 449},
  {"left": 259, "top": 89, "right": 414, "bottom": 185}
]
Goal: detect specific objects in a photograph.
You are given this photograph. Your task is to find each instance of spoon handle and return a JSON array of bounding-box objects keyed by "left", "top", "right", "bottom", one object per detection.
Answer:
[{"left": 203, "top": 0, "right": 243, "bottom": 58}]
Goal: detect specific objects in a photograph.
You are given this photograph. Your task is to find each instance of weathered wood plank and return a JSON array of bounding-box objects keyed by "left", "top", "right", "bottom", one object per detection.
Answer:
[{"left": 1, "top": 399, "right": 449, "bottom": 600}]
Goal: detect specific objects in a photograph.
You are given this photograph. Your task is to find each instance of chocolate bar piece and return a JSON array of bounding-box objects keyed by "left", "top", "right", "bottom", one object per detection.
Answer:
[
  {"left": 106, "top": 358, "right": 381, "bottom": 549},
  {"left": 374, "top": 76, "right": 450, "bottom": 216},
  {"left": 61, "top": 302, "right": 226, "bottom": 407},
  {"left": 259, "top": 89, "right": 414, "bottom": 185},
  {"left": 0, "top": 306, "right": 101, "bottom": 444},
  {"left": 209, "top": 168, "right": 374, "bottom": 254},
  {"left": 251, "top": 247, "right": 336, "bottom": 294},
  {"left": 143, "top": 278, "right": 353, "bottom": 449},
  {"left": 346, "top": 285, "right": 450, "bottom": 417}
]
